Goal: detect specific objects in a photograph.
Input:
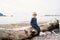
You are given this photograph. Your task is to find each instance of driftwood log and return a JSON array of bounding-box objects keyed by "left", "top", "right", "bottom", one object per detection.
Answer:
[
  {"left": 0, "top": 27, "right": 37, "bottom": 40},
  {"left": 39, "top": 19, "right": 59, "bottom": 32},
  {"left": 0, "top": 19, "right": 59, "bottom": 40}
]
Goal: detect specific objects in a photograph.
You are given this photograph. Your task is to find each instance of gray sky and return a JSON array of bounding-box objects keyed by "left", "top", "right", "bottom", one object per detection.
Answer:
[{"left": 0, "top": 0, "right": 60, "bottom": 24}]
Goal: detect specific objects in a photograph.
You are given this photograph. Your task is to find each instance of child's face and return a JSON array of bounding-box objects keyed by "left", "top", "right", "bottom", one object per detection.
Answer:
[
  {"left": 32, "top": 12, "right": 37, "bottom": 18},
  {"left": 33, "top": 15, "right": 37, "bottom": 18}
]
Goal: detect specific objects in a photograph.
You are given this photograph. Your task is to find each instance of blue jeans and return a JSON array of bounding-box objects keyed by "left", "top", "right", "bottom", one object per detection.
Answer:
[{"left": 32, "top": 25, "right": 40, "bottom": 35}]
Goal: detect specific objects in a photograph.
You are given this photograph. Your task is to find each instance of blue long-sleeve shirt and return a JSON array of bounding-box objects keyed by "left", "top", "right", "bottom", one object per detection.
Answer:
[
  {"left": 30, "top": 18, "right": 40, "bottom": 33},
  {"left": 30, "top": 18, "right": 38, "bottom": 27}
]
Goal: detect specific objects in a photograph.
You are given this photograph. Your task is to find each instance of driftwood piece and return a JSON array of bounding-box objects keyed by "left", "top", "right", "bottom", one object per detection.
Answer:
[
  {"left": 0, "top": 26, "right": 37, "bottom": 40},
  {"left": 0, "top": 19, "right": 59, "bottom": 40},
  {"left": 39, "top": 19, "right": 59, "bottom": 32}
]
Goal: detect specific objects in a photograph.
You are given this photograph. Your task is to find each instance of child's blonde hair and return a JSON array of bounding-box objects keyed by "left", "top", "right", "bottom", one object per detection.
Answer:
[{"left": 32, "top": 12, "right": 37, "bottom": 16}]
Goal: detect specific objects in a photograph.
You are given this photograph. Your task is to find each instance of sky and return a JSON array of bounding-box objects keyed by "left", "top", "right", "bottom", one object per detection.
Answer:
[{"left": 0, "top": 0, "right": 60, "bottom": 24}]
